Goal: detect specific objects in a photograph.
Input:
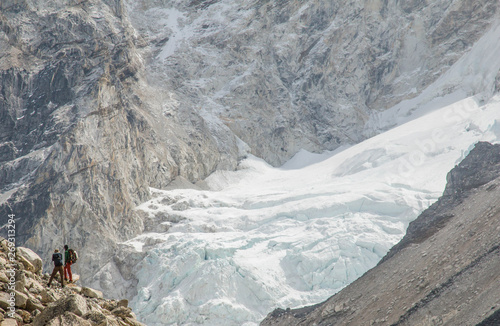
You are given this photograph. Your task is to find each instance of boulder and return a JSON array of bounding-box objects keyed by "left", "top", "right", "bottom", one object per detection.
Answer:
[
  {"left": 0, "top": 292, "right": 14, "bottom": 311},
  {"left": 111, "top": 306, "right": 133, "bottom": 319},
  {"left": 26, "top": 298, "right": 45, "bottom": 312},
  {"left": 26, "top": 278, "right": 45, "bottom": 294},
  {"left": 0, "top": 240, "right": 8, "bottom": 254},
  {"left": 117, "top": 299, "right": 128, "bottom": 308},
  {"left": 41, "top": 289, "right": 62, "bottom": 304},
  {"left": 14, "top": 290, "right": 28, "bottom": 309},
  {"left": 31, "top": 309, "right": 41, "bottom": 318},
  {"left": 18, "top": 255, "right": 36, "bottom": 273},
  {"left": 81, "top": 287, "right": 103, "bottom": 299},
  {"left": 46, "top": 311, "right": 92, "bottom": 326},
  {"left": 123, "top": 316, "right": 147, "bottom": 326},
  {"left": 84, "top": 311, "right": 121, "bottom": 326},
  {"left": 100, "top": 300, "right": 117, "bottom": 312},
  {"left": 0, "top": 257, "right": 7, "bottom": 269},
  {"left": 14, "top": 271, "right": 26, "bottom": 292},
  {"left": 33, "top": 294, "right": 89, "bottom": 326},
  {"left": 0, "top": 272, "right": 8, "bottom": 284},
  {"left": 3, "top": 269, "right": 15, "bottom": 285},
  {"left": 0, "top": 319, "right": 17, "bottom": 326},
  {"left": 18, "top": 309, "right": 32, "bottom": 323},
  {"left": 16, "top": 247, "right": 43, "bottom": 274},
  {"left": 69, "top": 285, "right": 82, "bottom": 294}
]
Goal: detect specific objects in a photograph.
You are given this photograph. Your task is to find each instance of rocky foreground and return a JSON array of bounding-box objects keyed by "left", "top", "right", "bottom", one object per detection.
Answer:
[
  {"left": 261, "top": 142, "right": 500, "bottom": 325},
  {"left": 0, "top": 239, "right": 145, "bottom": 326}
]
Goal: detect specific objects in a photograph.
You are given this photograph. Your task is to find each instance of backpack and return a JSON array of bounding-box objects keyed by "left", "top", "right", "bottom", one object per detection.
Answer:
[
  {"left": 53, "top": 252, "right": 63, "bottom": 266},
  {"left": 68, "top": 248, "right": 78, "bottom": 264}
]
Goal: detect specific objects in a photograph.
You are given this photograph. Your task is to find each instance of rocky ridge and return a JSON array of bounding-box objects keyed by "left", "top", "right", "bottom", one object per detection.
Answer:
[
  {"left": 261, "top": 142, "right": 500, "bottom": 325},
  {"left": 0, "top": 237, "right": 145, "bottom": 326}
]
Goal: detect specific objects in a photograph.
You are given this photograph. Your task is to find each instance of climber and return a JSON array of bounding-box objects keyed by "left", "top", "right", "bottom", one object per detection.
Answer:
[
  {"left": 47, "top": 249, "right": 64, "bottom": 288},
  {"left": 63, "top": 244, "right": 73, "bottom": 283}
]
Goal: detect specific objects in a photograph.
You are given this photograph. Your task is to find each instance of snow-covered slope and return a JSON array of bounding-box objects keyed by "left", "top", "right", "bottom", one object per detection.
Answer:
[
  {"left": 90, "top": 18, "right": 500, "bottom": 324},
  {"left": 261, "top": 141, "right": 500, "bottom": 326}
]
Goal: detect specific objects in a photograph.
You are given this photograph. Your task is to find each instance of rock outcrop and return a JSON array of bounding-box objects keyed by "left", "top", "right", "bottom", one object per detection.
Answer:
[
  {"left": 0, "top": 237, "right": 145, "bottom": 325},
  {"left": 261, "top": 142, "right": 500, "bottom": 325}
]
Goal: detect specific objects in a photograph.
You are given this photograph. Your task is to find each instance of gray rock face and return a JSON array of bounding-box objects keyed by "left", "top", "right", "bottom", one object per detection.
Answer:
[
  {"left": 443, "top": 142, "right": 500, "bottom": 196},
  {"left": 0, "top": 0, "right": 228, "bottom": 285},
  {"left": 260, "top": 142, "right": 500, "bottom": 325},
  {"left": 127, "top": 0, "right": 499, "bottom": 165}
]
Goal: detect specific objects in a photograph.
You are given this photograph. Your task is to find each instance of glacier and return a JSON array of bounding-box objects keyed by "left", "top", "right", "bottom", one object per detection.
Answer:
[
  {"left": 122, "top": 95, "right": 499, "bottom": 326},
  {"left": 92, "top": 13, "right": 500, "bottom": 326}
]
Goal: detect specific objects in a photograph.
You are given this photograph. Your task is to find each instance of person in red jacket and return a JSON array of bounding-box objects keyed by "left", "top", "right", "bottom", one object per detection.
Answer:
[{"left": 63, "top": 244, "right": 73, "bottom": 283}]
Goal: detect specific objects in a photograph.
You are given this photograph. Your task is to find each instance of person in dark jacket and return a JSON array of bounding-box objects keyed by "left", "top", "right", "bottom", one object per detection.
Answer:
[
  {"left": 47, "top": 249, "right": 64, "bottom": 287},
  {"left": 64, "top": 244, "right": 73, "bottom": 283}
]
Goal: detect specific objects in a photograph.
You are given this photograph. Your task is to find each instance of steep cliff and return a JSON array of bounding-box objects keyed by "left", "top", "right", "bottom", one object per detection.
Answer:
[
  {"left": 127, "top": 0, "right": 499, "bottom": 165},
  {"left": 261, "top": 142, "right": 500, "bottom": 325}
]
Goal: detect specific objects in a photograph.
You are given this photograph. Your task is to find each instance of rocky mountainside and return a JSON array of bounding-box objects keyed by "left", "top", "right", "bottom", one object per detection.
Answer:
[
  {"left": 0, "top": 237, "right": 145, "bottom": 325},
  {"left": 1, "top": 0, "right": 500, "bottom": 312},
  {"left": 127, "top": 0, "right": 500, "bottom": 165},
  {"left": 261, "top": 141, "right": 500, "bottom": 325},
  {"left": 0, "top": 0, "right": 228, "bottom": 285}
]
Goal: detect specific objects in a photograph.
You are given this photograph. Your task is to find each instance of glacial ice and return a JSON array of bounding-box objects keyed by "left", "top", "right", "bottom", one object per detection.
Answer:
[{"left": 112, "top": 92, "right": 500, "bottom": 326}]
